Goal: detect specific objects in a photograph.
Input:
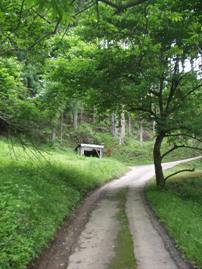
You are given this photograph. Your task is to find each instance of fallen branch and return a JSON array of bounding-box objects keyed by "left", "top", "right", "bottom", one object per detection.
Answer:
[{"left": 165, "top": 168, "right": 195, "bottom": 181}]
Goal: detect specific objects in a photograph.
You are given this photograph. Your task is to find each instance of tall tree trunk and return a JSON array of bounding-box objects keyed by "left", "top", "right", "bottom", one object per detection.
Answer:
[
  {"left": 111, "top": 113, "right": 116, "bottom": 137},
  {"left": 112, "top": 113, "right": 119, "bottom": 137},
  {"left": 181, "top": 58, "right": 185, "bottom": 72},
  {"left": 119, "top": 111, "right": 125, "bottom": 144},
  {"left": 139, "top": 119, "right": 144, "bottom": 145},
  {"left": 73, "top": 109, "right": 78, "bottom": 129},
  {"left": 60, "top": 112, "right": 64, "bottom": 145},
  {"left": 128, "top": 113, "right": 132, "bottom": 136},
  {"left": 153, "top": 134, "right": 165, "bottom": 188},
  {"left": 80, "top": 105, "right": 83, "bottom": 123},
  {"left": 51, "top": 127, "right": 56, "bottom": 142},
  {"left": 152, "top": 121, "right": 156, "bottom": 135},
  {"left": 93, "top": 106, "right": 97, "bottom": 124},
  {"left": 190, "top": 58, "right": 194, "bottom": 71}
]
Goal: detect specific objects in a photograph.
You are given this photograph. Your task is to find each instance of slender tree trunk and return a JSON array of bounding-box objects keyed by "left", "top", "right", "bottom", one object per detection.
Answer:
[
  {"left": 153, "top": 134, "right": 165, "bottom": 188},
  {"left": 128, "top": 113, "right": 132, "bottom": 136},
  {"left": 51, "top": 127, "right": 56, "bottom": 142},
  {"left": 93, "top": 106, "right": 97, "bottom": 124},
  {"left": 80, "top": 105, "right": 83, "bottom": 123},
  {"left": 112, "top": 113, "right": 119, "bottom": 137},
  {"left": 73, "top": 109, "right": 78, "bottom": 129},
  {"left": 190, "top": 58, "right": 194, "bottom": 71},
  {"left": 115, "top": 116, "right": 119, "bottom": 137},
  {"left": 139, "top": 119, "right": 144, "bottom": 145},
  {"left": 111, "top": 113, "right": 116, "bottom": 137},
  {"left": 60, "top": 112, "right": 64, "bottom": 145},
  {"left": 119, "top": 111, "right": 125, "bottom": 144},
  {"left": 152, "top": 121, "right": 156, "bottom": 135},
  {"left": 181, "top": 58, "right": 185, "bottom": 72}
]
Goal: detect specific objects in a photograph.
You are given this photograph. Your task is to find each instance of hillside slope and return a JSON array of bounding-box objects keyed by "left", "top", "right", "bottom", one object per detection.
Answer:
[{"left": 0, "top": 139, "right": 126, "bottom": 269}]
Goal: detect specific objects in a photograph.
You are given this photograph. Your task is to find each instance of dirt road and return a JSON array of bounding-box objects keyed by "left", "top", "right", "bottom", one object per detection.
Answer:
[{"left": 66, "top": 157, "right": 200, "bottom": 269}]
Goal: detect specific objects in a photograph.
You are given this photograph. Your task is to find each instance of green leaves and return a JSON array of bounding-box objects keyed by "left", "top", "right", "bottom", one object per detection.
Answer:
[{"left": 25, "top": 0, "right": 74, "bottom": 22}]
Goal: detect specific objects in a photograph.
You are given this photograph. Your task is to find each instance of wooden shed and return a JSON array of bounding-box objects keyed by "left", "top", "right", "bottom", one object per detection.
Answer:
[{"left": 75, "top": 144, "right": 104, "bottom": 159}]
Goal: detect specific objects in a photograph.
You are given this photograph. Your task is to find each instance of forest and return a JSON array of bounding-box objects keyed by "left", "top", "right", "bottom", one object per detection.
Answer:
[
  {"left": 0, "top": 1, "right": 202, "bottom": 269},
  {"left": 1, "top": 0, "right": 202, "bottom": 186}
]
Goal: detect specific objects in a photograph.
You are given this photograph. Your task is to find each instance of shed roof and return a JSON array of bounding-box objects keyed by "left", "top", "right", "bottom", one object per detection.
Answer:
[{"left": 79, "top": 143, "right": 104, "bottom": 149}]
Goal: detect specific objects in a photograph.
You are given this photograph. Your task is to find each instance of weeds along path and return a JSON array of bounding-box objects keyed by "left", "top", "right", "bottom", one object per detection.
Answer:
[{"left": 34, "top": 156, "right": 201, "bottom": 269}]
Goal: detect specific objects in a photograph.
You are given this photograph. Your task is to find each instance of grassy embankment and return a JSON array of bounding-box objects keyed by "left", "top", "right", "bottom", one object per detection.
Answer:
[
  {"left": 0, "top": 139, "right": 126, "bottom": 269},
  {"left": 145, "top": 159, "right": 202, "bottom": 269}
]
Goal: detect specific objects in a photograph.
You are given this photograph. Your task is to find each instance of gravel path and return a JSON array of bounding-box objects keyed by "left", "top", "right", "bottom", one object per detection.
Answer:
[
  {"left": 67, "top": 198, "right": 120, "bottom": 269},
  {"left": 66, "top": 157, "right": 201, "bottom": 269}
]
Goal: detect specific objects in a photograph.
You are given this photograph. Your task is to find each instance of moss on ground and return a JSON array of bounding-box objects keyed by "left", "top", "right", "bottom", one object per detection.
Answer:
[{"left": 108, "top": 189, "right": 136, "bottom": 269}]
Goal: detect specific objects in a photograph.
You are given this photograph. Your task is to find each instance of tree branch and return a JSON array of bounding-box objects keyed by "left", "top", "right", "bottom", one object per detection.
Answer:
[
  {"left": 119, "top": 0, "right": 149, "bottom": 10},
  {"left": 159, "top": 77, "right": 164, "bottom": 116},
  {"left": 98, "top": 0, "right": 148, "bottom": 11},
  {"left": 148, "top": 89, "right": 160, "bottom": 97},
  {"left": 165, "top": 168, "right": 195, "bottom": 181},
  {"left": 165, "top": 125, "right": 193, "bottom": 134},
  {"left": 166, "top": 82, "right": 202, "bottom": 116},
  {"left": 14, "top": 0, "right": 26, "bottom": 31},
  {"left": 31, "top": 8, "right": 52, "bottom": 24},
  {"left": 74, "top": 2, "right": 95, "bottom": 16},
  {"left": 182, "top": 83, "right": 202, "bottom": 101},
  {"left": 165, "top": 133, "right": 202, "bottom": 143},
  {"left": 28, "top": 18, "right": 61, "bottom": 51},
  {"left": 98, "top": 0, "right": 118, "bottom": 9},
  {"left": 161, "top": 144, "right": 202, "bottom": 160},
  {"left": 161, "top": 144, "right": 178, "bottom": 159},
  {"left": 165, "top": 59, "right": 180, "bottom": 114},
  {"left": 135, "top": 106, "right": 157, "bottom": 119}
]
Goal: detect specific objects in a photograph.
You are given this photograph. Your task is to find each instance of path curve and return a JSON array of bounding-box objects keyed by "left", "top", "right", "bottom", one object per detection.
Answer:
[{"left": 66, "top": 156, "right": 201, "bottom": 269}]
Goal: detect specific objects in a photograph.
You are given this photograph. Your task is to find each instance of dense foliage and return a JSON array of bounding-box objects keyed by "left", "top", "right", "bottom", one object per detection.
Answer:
[
  {"left": 0, "top": 1, "right": 202, "bottom": 267},
  {"left": 0, "top": 1, "right": 202, "bottom": 180}
]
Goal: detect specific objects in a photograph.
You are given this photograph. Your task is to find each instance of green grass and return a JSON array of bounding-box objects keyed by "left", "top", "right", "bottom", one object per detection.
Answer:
[
  {"left": 110, "top": 139, "right": 153, "bottom": 165},
  {"left": 59, "top": 123, "right": 200, "bottom": 165},
  {"left": 108, "top": 189, "right": 136, "bottom": 269},
  {"left": 109, "top": 138, "right": 199, "bottom": 165},
  {"left": 145, "top": 161, "right": 202, "bottom": 269},
  {"left": 0, "top": 139, "right": 127, "bottom": 269},
  {"left": 65, "top": 123, "right": 155, "bottom": 165}
]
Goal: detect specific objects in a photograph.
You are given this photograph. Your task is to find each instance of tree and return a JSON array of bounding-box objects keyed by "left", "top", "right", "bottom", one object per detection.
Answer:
[
  {"left": 0, "top": 57, "right": 51, "bottom": 141},
  {"left": 0, "top": 0, "right": 201, "bottom": 189},
  {"left": 0, "top": 0, "right": 151, "bottom": 140},
  {"left": 74, "top": 0, "right": 202, "bottom": 187}
]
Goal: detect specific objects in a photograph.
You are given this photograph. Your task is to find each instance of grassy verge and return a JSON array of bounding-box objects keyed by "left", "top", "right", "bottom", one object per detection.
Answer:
[
  {"left": 145, "top": 160, "right": 202, "bottom": 269},
  {"left": 0, "top": 139, "right": 127, "bottom": 269},
  {"left": 108, "top": 189, "right": 136, "bottom": 269}
]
